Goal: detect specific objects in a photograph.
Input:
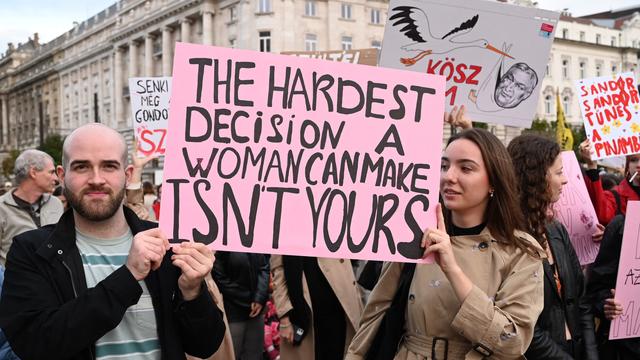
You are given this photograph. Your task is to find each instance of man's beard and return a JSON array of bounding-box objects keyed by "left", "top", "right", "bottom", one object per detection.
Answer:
[{"left": 64, "top": 185, "right": 125, "bottom": 221}]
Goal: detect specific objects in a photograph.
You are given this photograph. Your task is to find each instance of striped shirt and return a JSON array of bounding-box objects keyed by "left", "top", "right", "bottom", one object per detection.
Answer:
[{"left": 76, "top": 228, "right": 160, "bottom": 360}]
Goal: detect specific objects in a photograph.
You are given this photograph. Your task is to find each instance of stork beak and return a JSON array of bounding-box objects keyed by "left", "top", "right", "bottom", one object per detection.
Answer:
[{"left": 485, "top": 44, "right": 514, "bottom": 59}]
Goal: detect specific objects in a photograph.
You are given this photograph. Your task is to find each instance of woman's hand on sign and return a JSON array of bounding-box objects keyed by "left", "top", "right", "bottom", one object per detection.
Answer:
[
  {"left": 130, "top": 138, "right": 159, "bottom": 184},
  {"left": 592, "top": 223, "right": 605, "bottom": 243},
  {"left": 422, "top": 204, "right": 458, "bottom": 274},
  {"left": 579, "top": 140, "right": 597, "bottom": 169},
  {"left": 279, "top": 316, "right": 294, "bottom": 343},
  {"left": 444, "top": 105, "right": 473, "bottom": 130},
  {"left": 604, "top": 289, "right": 624, "bottom": 320}
]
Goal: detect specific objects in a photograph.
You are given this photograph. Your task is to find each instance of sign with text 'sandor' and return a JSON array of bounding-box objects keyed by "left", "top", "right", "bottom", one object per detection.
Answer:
[
  {"left": 610, "top": 201, "right": 640, "bottom": 340},
  {"left": 553, "top": 151, "right": 600, "bottom": 265},
  {"left": 576, "top": 73, "right": 640, "bottom": 160},
  {"left": 129, "top": 76, "right": 172, "bottom": 157},
  {"left": 159, "top": 42, "right": 446, "bottom": 263}
]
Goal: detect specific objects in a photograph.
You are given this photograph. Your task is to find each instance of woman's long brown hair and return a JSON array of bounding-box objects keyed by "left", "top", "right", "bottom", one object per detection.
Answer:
[{"left": 445, "top": 129, "right": 539, "bottom": 257}]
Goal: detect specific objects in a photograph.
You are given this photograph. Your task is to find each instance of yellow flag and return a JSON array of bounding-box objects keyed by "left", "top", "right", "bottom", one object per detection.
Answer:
[{"left": 556, "top": 90, "right": 573, "bottom": 150}]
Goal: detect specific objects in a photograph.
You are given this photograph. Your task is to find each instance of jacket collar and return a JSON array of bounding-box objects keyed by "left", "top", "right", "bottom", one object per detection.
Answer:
[
  {"left": 617, "top": 178, "right": 640, "bottom": 198},
  {"left": 36, "top": 206, "right": 147, "bottom": 262},
  {"left": 1, "top": 190, "right": 52, "bottom": 208}
]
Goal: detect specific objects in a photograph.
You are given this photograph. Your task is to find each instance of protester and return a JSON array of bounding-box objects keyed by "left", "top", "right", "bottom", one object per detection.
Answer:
[
  {"left": 508, "top": 134, "right": 598, "bottom": 360},
  {"left": 0, "top": 123, "right": 225, "bottom": 359},
  {"left": 347, "top": 128, "right": 545, "bottom": 360},
  {"left": 581, "top": 141, "right": 639, "bottom": 224},
  {"left": 212, "top": 251, "right": 270, "bottom": 360},
  {"left": 152, "top": 184, "right": 162, "bottom": 220},
  {"left": 0, "top": 266, "right": 19, "bottom": 360},
  {"left": 586, "top": 215, "right": 639, "bottom": 359},
  {"left": 270, "top": 254, "right": 363, "bottom": 359},
  {"left": 0, "top": 149, "right": 63, "bottom": 266}
]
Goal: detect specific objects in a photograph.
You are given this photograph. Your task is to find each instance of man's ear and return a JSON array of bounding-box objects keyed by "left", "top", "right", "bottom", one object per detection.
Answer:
[
  {"left": 29, "top": 166, "right": 38, "bottom": 180},
  {"left": 124, "top": 164, "right": 134, "bottom": 186},
  {"left": 56, "top": 165, "right": 65, "bottom": 184}
]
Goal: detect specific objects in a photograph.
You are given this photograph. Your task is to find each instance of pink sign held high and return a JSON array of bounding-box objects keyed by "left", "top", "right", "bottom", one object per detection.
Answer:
[{"left": 159, "top": 43, "right": 446, "bottom": 263}]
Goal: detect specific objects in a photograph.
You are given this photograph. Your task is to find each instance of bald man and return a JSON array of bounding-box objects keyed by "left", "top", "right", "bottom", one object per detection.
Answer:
[{"left": 0, "top": 124, "right": 225, "bottom": 360}]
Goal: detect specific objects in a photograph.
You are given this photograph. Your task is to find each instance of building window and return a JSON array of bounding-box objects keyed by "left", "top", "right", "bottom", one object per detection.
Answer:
[
  {"left": 633, "top": 40, "right": 638, "bottom": 48},
  {"left": 562, "top": 59, "right": 569, "bottom": 79},
  {"left": 563, "top": 96, "right": 571, "bottom": 116},
  {"left": 341, "top": 3, "right": 352, "bottom": 19},
  {"left": 562, "top": 28, "right": 568, "bottom": 39},
  {"left": 545, "top": 95, "right": 553, "bottom": 115},
  {"left": 596, "top": 34, "right": 601, "bottom": 44},
  {"left": 579, "top": 31, "right": 585, "bottom": 41},
  {"left": 611, "top": 37, "right": 616, "bottom": 46},
  {"left": 259, "top": 31, "right": 271, "bottom": 52},
  {"left": 230, "top": 6, "right": 237, "bottom": 21},
  {"left": 596, "top": 63, "right": 602, "bottom": 77},
  {"left": 305, "top": 0, "right": 316, "bottom": 16},
  {"left": 305, "top": 34, "right": 317, "bottom": 51},
  {"left": 370, "top": 9, "right": 381, "bottom": 24},
  {"left": 258, "top": 0, "right": 271, "bottom": 13},
  {"left": 579, "top": 61, "right": 586, "bottom": 79},
  {"left": 229, "top": 38, "right": 236, "bottom": 48},
  {"left": 612, "top": 64, "right": 617, "bottom": 74},
  {"left": 371, "top": 40, "right": 381, "bottom": 49},
  {"left": 341, "top": 36, "right": 352, "bottom": 50}
]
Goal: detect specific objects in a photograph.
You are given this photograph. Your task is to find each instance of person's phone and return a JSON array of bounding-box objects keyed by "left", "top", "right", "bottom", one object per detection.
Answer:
[{"left": 292, "top": 324, "right": 305, "bottom": 346}]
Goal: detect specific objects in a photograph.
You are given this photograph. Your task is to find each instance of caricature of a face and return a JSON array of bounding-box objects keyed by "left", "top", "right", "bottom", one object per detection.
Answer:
[{"left": 494, "top": 67, "right": 535, "bottom": 108}]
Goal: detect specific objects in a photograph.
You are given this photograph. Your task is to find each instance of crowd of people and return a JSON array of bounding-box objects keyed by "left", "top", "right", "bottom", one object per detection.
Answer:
[{"left": 0, "top": 104, "right": 638, "bottom": 360}]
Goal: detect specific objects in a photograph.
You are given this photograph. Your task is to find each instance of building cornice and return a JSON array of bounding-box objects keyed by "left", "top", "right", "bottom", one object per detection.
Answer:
[
  {"left": 112, "top": 0, "right": 202, "bottom": 43},
  {"left": 56, "top": 42, "right": 114, "bottom": 73}
]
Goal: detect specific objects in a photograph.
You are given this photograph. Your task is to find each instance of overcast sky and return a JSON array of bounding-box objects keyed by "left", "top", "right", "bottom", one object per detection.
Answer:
[{"left": 1, "top": 0, "right": 639, "bottom": 51}]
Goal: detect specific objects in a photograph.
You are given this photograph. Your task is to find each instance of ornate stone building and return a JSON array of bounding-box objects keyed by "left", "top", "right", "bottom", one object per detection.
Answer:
[{"left": 0, "top": 0, "right": 388, "bottom": 168}]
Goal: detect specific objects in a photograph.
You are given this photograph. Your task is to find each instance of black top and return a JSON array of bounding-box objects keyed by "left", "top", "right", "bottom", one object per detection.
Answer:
[{"left": 451, "top": 222, "right": 486, "bottom": 236}]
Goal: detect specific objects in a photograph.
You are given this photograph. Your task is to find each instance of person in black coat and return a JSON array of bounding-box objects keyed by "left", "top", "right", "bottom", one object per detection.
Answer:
[
  {"left": 586, "top": 215, "right": 640, "bottom": 360},
  {"left": 508, "top": 134, "right": 598, "bottom": 360},
  {"left": 213, "top": 251, "right": 269, "bottom": 360}
]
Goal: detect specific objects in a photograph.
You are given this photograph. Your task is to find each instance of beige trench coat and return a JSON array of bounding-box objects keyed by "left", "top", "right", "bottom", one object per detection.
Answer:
[
  {"left": 271, "top": 255, "right": 364, "bottom": 359},
  {"left": 346, "top": 229, "right": 545, "bottom": 360}
]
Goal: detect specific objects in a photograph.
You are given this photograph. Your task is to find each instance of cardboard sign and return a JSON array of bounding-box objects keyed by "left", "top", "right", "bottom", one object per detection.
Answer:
[
  {"left": 576, "top": 73, "right": 640, "bottom": 160},
  {"left": 281, "top": 49, "right": 379, "bottom": 66},
  {"left": 553, "top": 151, "right": 600, "bottom": 265},
  {"left": 379, "top": 0, "right": 558, "bottom": 127},
  {"left": 159, "top": 42, "right": 446, "bottom": 263},
  {"left": 129, "top": 76, "right": 172, "bottom": 157},
  {"left": 610, "top": 201, "right": 640, "bottom": 340}
]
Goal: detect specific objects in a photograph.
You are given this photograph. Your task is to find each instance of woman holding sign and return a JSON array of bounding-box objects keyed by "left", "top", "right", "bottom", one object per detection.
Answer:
[
  {"left": 346, "top": 128, "right": 545, "bottom": 360},
  {"left": 581, "top": 141, "right": 640, "bottom": 225},
  {"left": 507, "top": 135, "right": 598, "bottom": 360}
]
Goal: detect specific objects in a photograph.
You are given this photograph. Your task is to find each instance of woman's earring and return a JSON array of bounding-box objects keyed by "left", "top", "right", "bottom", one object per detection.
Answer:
[{"left": 489, "top": 189, "right": 495, "bottom": 198}]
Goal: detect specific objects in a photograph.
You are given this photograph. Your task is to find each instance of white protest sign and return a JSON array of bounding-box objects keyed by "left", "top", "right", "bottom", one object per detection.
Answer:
[
  {"left": 129, "top": 77, "right": 172, "bottom": 157},
  {"left": 379, "top": 0, "right": 558, "bottom": 127}
]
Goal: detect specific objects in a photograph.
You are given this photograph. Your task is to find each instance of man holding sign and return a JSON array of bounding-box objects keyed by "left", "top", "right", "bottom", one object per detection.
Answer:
[{"left": 0, "top": 124, "right": 225, "bottom": 359}]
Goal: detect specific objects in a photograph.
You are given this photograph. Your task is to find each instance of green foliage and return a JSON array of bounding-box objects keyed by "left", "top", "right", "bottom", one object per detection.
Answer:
[
  {"left": 524, "top": 117, "right": 587, "bottom": 159},
  {"left": 1, "top": 149, "right": 20, "bottom": 180},
  {"left": 38, "top": 134, "right": 64, "bottom": 166}
]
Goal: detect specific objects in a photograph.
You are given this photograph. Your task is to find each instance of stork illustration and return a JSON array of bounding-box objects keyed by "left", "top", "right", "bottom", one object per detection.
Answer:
[{"left": 389, "top": 6, "right": 514, "bottom": 66}]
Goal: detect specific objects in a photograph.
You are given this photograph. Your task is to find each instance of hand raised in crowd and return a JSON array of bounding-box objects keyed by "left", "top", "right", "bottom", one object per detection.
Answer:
[
  {"left": 592, "top": 223, "right": 605, "bottom": 243},
  {"left": 579, "top": 140, "right": 597, "bottom": 169},
  {"left": 444, "top": 105, "right": 473, "bottom": 130},
  {"left": 130, "top": 138, "right": 158, "bottom": 183},
  {"left": 172, "top": 242, "right": 215, "bottom": 301},
  {"left": 126, "top": 228, "right": 170, "bottom": 281},
  {"left": 278, "top": 316, "right": 295, "bottom": 343},
  {"left": 604, "top": 289, "right": 624, "bottom": 320},
  {"left": 249, "top": 302, "right": 263, "bottom": 318}
]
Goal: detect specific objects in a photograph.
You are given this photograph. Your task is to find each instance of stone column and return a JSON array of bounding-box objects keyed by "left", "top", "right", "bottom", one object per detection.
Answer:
[
  {"left": 114, "top": 47, "right": 124, "bottom": 127},
  {"left": 162, "top": 26, "right": 173, "bottom": 76},
  {"left": 0, "top": 97, "right": 6, "bottom": 146},
  {"left": 180, "top": 18, "right": 191, "bottom": 43},
  {"left": 202, "top": 11, "right": 214, "bottom": 45},
  {"left": 145, "top": 34, "right": 154, "bottom": 77},
  {"left": 129, "top": 40, "right": 138, "bottom": 78}
]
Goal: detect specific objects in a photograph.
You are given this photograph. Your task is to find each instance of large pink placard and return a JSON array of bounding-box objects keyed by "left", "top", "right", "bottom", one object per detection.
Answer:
[
  {"left": 610, "top": 201, "right": 640, "bottom": 340},
  {"left": 553, "top": 151, "right": 600, "bottom": 265},
  {"left": 159, "top": 43, "right": 446, "bottom": 263}
]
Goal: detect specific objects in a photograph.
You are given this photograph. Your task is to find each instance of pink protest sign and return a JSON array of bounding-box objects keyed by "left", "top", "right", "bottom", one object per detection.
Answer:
[
  {"left": 610, "top": 201, "right": 640, "bottom": 340},
  {"left": 159, "top": 43, "right": 446, "bottom": 263},
  {"left": 553, "top": 151, "right": 600, "bottom": 265},
  {"left": 576, "top": 73, "right": 640, "bottom": 160}
]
